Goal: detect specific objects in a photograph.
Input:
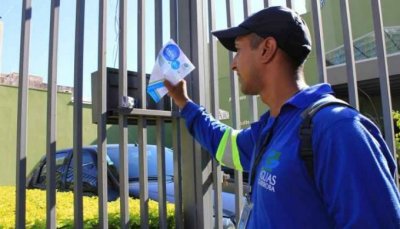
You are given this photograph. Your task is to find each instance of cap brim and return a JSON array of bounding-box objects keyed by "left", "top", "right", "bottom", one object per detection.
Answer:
[{"left": 212, "top": 26, "right": 250, "bottom": 52}]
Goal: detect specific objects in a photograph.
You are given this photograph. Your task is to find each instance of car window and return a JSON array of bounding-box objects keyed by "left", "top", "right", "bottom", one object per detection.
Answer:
[
  {"left": 83, "top": 151, "right": 97, "bottom": 172},
  {"left": 36, "top": 151, "right": 69, "bottom": 188},
  {"left": 82, "top": 151, "right": 98, "bottom": 186},
  {"left": 65, "top": 149, "right": 98, "bottom": 193},
  {"left": 107, "top": 145, "right": 174, "bottom": 180}
]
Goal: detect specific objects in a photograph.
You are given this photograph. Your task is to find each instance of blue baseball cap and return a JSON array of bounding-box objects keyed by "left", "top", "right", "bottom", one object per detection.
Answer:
[{"left": 212, "top": 6, "right": 312, "bottom": 65}]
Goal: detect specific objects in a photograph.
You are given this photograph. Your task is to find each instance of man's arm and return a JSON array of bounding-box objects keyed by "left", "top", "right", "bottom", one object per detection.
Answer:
[
  {"left": 164, "top": 80, "right": 254, "bottom": 171},
  {"left": 312, "top": 111, "right": 400, "bottom": 227}
]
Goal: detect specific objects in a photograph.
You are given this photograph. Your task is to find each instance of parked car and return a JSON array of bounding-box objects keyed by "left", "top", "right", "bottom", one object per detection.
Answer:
[{"left": 27, "top": 144, "right": 236, "bottom": 228}]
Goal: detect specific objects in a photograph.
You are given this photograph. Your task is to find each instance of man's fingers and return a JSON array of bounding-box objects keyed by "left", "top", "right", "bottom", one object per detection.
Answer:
[
  {"left": 164, "top": 80, "right": 173, "bottom": 91},
  {"left": 163, "top": 79, "right": 189, "bottom": 108},
  {"left": 164, "top": 79, "right": 185, "bottom": 91},
  {"left": 178, "top": 80, "right": 185, "bottom": 88}
]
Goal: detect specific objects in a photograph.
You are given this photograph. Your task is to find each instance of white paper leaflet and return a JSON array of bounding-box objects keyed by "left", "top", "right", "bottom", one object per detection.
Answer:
[{"left": 147, "top": 39, "right": 195, "bottom": 103}]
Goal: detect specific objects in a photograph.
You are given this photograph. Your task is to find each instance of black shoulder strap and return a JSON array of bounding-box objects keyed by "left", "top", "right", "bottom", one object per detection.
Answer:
[{"left": 299, "top": 98, "right": 354, "bottom": 180}]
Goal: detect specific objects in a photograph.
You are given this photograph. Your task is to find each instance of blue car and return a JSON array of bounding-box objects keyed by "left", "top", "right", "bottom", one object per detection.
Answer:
[{"left": 27, "top": 144, "right": 237, "bottom": 228}]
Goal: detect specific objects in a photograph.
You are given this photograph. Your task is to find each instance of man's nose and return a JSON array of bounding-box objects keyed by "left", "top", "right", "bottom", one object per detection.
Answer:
[{"left": 231, "top": 55, "right": 237, "bottom": 71}]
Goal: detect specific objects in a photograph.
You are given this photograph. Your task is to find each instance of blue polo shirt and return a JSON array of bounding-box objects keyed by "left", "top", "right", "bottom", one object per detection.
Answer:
[{"left": 181, "top": 83, "right": 400, "bottom": 228}]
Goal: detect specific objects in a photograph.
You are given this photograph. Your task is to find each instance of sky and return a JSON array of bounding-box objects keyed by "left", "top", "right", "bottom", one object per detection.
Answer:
[{"left": 0, "top": 0, "right": 306, "bottom": 100}]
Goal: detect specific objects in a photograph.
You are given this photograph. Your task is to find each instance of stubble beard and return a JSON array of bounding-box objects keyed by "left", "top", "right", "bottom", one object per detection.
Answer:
[
  {"left": 237, "top": 74, "right": 250, "bottom": 95},
  {"left": 238, "top": 73, "right": 259, "bottom": 96},
  {"left": 240, "top": 82, "right": 258, "bottom": 95}
]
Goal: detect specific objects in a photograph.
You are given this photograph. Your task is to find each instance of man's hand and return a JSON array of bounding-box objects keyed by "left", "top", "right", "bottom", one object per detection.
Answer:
[{"left": 164, "top": 80, "right": 191, "bottom": 109}]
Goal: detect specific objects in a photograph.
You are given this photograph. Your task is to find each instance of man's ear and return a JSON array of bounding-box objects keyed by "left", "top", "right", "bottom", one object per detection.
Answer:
[{"left": 260, "top": 37, "right": 278, "bottom": 64}]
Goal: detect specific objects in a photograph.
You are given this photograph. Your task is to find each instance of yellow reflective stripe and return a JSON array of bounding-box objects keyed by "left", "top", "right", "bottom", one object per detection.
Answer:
[
  {"left": 216, "top": 128, "right": 230, "bottom": 165},
  {"left": 231, "top": 129, "right": 243, "bottom": 171}
]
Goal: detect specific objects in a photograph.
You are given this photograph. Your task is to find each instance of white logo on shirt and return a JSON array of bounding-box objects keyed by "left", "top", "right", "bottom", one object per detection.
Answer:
[{"left": 258, "top": 170, "right": 277, "bottom": 192}]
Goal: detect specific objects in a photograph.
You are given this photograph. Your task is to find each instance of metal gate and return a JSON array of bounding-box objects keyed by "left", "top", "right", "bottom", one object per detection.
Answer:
[{"left": 11, "top": 0, "right": 398, "bottom": 228}]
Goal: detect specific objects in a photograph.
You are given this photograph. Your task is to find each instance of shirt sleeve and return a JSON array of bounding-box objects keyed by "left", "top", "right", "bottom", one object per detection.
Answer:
[
  {"left": 180, "top": 101, "right": 254, "bottom": 171},
  {"left": 312, "top": 114, "right": 400, "bottom": 227}
]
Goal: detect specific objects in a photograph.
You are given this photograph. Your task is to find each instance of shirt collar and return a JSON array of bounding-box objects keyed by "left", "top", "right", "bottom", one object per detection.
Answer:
[
  {"left": 250, "top": 83, "right": 334, "bottom": 132},
  {"left": 284, "top": 83, "right": 335, "bottom": 109}
]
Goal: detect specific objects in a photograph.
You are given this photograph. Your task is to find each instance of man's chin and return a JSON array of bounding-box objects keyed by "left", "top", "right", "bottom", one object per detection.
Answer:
[{"left": 240, "top": 87, "right": 257, "bottom": 96}]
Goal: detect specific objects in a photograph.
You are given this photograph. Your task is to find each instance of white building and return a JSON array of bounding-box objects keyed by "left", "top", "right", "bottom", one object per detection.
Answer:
[{"left": 0, "top": 18, "right": 3, "bottom": 74}]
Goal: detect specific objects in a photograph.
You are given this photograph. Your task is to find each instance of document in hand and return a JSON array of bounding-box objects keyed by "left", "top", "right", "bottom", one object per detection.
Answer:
[{"left": 147, "top": 39, "right": 195, "bottom": 103}]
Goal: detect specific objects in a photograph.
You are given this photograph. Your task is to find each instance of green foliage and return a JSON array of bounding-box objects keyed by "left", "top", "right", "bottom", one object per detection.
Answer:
[
  {"left": 0, "top": 186, "right": 175, "bottom": 228},
  {"left": 394, "top": 110, "right": 400, "bottom": 153}
]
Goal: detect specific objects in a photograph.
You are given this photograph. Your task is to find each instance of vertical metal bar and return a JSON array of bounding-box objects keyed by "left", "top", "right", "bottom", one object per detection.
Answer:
[
  {"left": 208, "top": 0, "right": 222, "bottom": 228},
  {"left": 286, "top": 0, "right": 292, "bottom": 8},
  {"left": 155, "top": 1, "right": 167, "bottom": 228},
  {"left": 97, "top": 0, "right": 108, "bottom": 227},
  {"left": 169, "top": 1, "right": 183, "bottom": 228},
  {"left": 226, "top": 0, "right": 243, "bottom": 223},
  {"left": 167, "top": 0, "right": 178, "bottom": 112},
  {"left": 172, "top": 118, "right": 183, "bottom": 229},
  {"left": 73, "top": 0, "right": 85, "bottom": 227},
  {"left": 170, "top": 0, "right": 178, "bottom": 42},
  {"left": 311, "top": 0, "right": 327, "bottom": 83},
  {"left": 155, "top": 0, "right": 163, "bottom": 54},
  {"left": 243, "top": 0, "right": 258, "bottom": 122},
  {"left": 339, "top": 0, "right": 359, "bottom": 109},
  {"left": 155, "top": 0, "right": 164, "bottom": 110},
  {"left": 264, "top": 0, "right": 269, "bottom": 8},
  {"left": 243, "top": 0, "right": 250, "bottom": 17},
  {"left": 46, "top": 0, "right": 60, "bottom": 228},
  {"left": 119, "top": 0, "right": 129, "bottom": 227},
  {"left": 137, "top": 0, "right": 149, "bottom": 228},
  {"left": 370, "top": 0, "right": 398, "bottom": 185},
  {"left": 138, "top": 117, "right": 148, "bottom": 228},
  {"left": 192, "top": 1, "right": 214, "bottom": 227},
  {"left": 178, "top": 0, "right": 213, "bottom": 228},
  {"left": 15, "top": 0, "right": 31, "bottom": 227},
  {"left": 138, "top": 0, "right": 146, "bottom": 108},
  {"left": 156, "top": 118, "right": 167, "bottom": 229},
  {"left": 177, "top": 1, "right": 198, "bottom": 225}
]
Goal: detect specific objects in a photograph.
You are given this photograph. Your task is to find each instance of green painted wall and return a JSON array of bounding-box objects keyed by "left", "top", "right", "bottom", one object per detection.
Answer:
[{"left": 0, "top": 85, "right": 171, "bottom": 185}]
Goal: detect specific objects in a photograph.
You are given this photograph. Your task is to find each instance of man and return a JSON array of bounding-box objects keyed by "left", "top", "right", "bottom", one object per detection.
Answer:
[{"left": 165, "top": 6, "right": 400, "bottom": 228}]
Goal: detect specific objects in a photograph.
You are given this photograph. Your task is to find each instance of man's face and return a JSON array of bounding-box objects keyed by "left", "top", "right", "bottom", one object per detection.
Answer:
[{"left": 231, "top": 34, "right": 263, "bottom": 95}]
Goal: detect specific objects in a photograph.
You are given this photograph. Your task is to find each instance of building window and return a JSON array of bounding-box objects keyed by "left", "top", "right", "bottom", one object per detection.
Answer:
[{"left": 325, "top": 26, "right": 400, "bottom": 66}]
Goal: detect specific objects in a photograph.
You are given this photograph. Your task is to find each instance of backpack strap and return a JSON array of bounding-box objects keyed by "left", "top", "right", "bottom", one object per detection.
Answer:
[{"left": 299, "top": 98, "right": 354, "bottom": 180}]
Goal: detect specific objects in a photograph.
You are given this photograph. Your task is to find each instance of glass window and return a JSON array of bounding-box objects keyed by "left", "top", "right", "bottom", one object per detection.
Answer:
[
  {"left": 65, "top": 149, "right": 98, "bottom": 193},
  {"left": 107, "top": 145, "right": 174, "bottom": 181},
  {"left": 37, "top": 151, "right": 69, "bottom": 188},
  {"left": 82, "top": 151, "right": 98, "bottom": 191},
  {"left": 325, "top": 26, "right": 400, "bottom": 66}
]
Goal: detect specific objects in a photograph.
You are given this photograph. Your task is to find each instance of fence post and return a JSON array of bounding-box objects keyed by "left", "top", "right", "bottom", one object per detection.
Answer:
[
  {"left": 177, "top": 0, "right": 214, "bottom": 228},
  {"left": 370, "top": 0, "right": 398, "bottom": 186},
  {"left": 16, "top": 0, "right": 32, "bottom": 227}
]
